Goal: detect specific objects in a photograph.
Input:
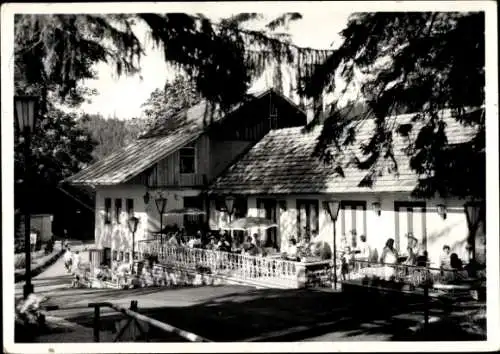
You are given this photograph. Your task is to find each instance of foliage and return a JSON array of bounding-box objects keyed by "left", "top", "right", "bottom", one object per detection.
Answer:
[
  {"left": 14, "top": 13, "right": 328, "bottom": 112},
  {"left": 77, "top": 113, "right": 142, "bottom": 161},
  {"left": 301, "top": 12, "right": 485, "bottom": 198},
  {"left": 14, "top": 107, "right": 97, "bottom": 209},
  {"left": 140, "top": 75, "right": 202, "bottom": 131}
]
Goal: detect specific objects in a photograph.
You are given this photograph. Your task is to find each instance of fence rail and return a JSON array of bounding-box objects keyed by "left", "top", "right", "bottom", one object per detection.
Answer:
[
  {"left": 138, "top": 241, "right": 300, "bottom": 287},
  {"left": 88, "top": 300, "right": 211, "bottom": 342}
]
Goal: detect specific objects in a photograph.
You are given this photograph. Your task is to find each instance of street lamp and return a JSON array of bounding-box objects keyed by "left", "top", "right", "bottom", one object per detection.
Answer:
[
  {"left": 324, "top": 200, "right": 341, "bottom": 291},
  {"left": 15, "top": 95, "right": 38, "bottom": 299},
  {"left": 225, "top": 195, "right": 236, "bottom": 239},
  {"left": 128, "top": 216, "right": 140, "bottom": 270},
  {"left": 464, "top": 202, "right": 481, "bottom": 261},
  {"left": 155, "top": 196, "right": 167, "bottom": 243}
]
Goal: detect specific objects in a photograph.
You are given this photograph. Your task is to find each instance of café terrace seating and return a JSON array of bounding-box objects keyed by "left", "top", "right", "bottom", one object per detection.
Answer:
[{"left": 136, "top": 239, "right": 320, "bottom": 289}]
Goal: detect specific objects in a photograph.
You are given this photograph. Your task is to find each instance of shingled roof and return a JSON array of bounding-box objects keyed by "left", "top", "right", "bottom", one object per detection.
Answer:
[
  {"left": 208, "top": 109, "right": 482, "bottom": 195},
  {"left": 66, "top": 89, "right": 295, "bottom": 186}
]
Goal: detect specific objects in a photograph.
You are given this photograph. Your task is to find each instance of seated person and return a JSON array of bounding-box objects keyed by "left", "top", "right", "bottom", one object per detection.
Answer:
[
  {"left": 167, "top": 233, "right": 180, "bottom": 246},
  {"left": 403, "top": 246, "right": 417, "bottom": 266},
  {"left": 205, "top": 235, "right": 218, "bottom": 250},
  {"left": 283, "top": 238, "right": 299, "bottom": 261},
  {"left": 216, "top": 235, "right": 232, "bottom": 252},
  {"left": 188, "top": 234, "right": 203, "bottom": 249},
  {"left": 447, "top": 253, "right": 468, "bottom": 282},
  {"left": 298, "top": 234, "right": 311, "bottom": 251},
  {"left": 242, "top": 236, "right": 259, "bottom": 256},
  {"left": 440, "top": 245, "right": 452, "bottom": 269}
]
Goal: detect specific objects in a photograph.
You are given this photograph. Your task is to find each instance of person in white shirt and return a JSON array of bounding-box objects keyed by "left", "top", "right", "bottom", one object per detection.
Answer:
[
  {"left": 355, "top": 235, "right": 371, "bottom": 265},
  {"left": 70, "top": 250, "right": 82, "bottom": 287},
  {"left": 63, "top": 246, "right": 73, "bottom": 273},
  {"left": 285, "top": 238, "right": 298, "bottom": 261}
]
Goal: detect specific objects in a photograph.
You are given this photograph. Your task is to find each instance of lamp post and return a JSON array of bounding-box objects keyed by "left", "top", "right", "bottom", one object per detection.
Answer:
[
  {"left": 15, "top": 96, "right": 38, "bottom": 298},
  {"left": 225, "top": 195, "right": 235, "bottom": 240},
  {"left": 325, "top": 200, "right": 341, "bottom": 291},
  {"left": 128, "top": 216, "right": 139, "bottom": 270},
  {"left": 155, "top": 196, "right": 167, "bottom": 243}
]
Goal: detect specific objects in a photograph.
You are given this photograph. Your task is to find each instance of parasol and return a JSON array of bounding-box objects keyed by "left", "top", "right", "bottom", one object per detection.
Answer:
[
  {"left": 221, "top": 217, "right": 278, "bottom": 231},
  {"left": 164, "top": 207, "right": 206, "bottom": 215}
]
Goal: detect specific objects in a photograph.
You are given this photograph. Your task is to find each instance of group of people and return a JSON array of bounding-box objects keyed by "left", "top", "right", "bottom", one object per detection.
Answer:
[
  {"left": 62, "top": 243, "right": 83, "bottom": 287},
  {"left": 161, "top": 229, "right": 274, "bottom": 257}
]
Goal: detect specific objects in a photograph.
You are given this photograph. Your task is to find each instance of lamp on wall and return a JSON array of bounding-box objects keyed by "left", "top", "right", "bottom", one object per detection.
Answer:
[
  {"left": 372, "top": 202, "right": 381, "bottom": 216},
  {"left": 143, "top": 191, "right": 150, "bottom": 205},
  {"left": 225, "top": 195, "right": 236, "bottom": 216},
  {"left": 437, "top": 204, "right": 447, "bottom": 220}
]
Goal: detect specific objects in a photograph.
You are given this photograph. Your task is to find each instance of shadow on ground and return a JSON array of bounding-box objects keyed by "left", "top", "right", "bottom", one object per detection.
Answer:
[{"left": 60, "top": 287, "right": 486, "bottom": 342}]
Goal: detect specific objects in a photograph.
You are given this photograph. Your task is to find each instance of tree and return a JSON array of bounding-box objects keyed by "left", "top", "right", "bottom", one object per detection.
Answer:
[
  {"left": 14, "top": 107, "right": 97, "bottom": 209},
  {"left": 140, "top": 75, "right": 202, "bottom": 131},
  {"left": 77, "top": 113, "right": 142, "bottom": 161},
  {"left": 301, "top": 12, "right": 485, "bottom": 199},
  {"left": 14, "top": 13, "right": 328, "bottom": 113}
]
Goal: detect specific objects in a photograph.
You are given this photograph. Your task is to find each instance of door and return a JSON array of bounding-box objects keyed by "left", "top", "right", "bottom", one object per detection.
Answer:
[
  {"left": 296, "top": 199, "right": 319, "bottom": 243},
  {"left": 183, "top": 196, "right": 204, "bottom": 234},
  {"left": 340, "top": 201, "right": 367, "bottom": 249},
  {"left": 257, "top": 199, "right": 278, "bottom": 248},
  {"left": 394, "top": 201, "right": 427, "bottom": 254}
]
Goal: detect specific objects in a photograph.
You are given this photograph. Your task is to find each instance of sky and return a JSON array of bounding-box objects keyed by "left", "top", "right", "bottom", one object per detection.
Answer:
[{"left": 75, "top": 11, "right": 354, "bottom": 119}]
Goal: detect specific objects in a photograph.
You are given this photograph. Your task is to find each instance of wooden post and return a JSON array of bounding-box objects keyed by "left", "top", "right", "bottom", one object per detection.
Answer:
[
  {"left": 93, "top": 305, "right": 100, "bottom": 342},
  {"left": 423, "top": 267, "right": 429, "bottom": 336}
]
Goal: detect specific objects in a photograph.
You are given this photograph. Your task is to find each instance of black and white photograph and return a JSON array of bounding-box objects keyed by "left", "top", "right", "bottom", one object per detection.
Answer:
[{"left": 2, "top": 1, "right": 499, "bottom": 352}]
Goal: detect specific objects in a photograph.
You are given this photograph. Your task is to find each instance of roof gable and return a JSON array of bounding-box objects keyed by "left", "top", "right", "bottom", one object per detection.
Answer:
[{"left": 66, "top": 89, "right": 303, "bottom": 186}]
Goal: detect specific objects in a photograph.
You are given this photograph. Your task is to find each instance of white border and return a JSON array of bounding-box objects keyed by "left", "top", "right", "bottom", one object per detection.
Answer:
[{"left": 2, "top": 1, "right": 499, "bottom": 353}]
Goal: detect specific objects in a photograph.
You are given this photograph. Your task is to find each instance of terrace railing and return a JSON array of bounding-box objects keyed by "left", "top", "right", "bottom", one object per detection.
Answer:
[{"left": 137, "top": 241, "right": 300, "bottom": 288}]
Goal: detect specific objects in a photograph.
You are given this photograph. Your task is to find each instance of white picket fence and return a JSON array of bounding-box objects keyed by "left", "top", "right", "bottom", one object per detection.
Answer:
[{"left": 137, "top": 241, "right": 301, "bottom": 288}]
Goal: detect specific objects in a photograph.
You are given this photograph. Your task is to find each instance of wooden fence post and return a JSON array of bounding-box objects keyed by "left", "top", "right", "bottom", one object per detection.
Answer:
[{"left": 93, "top": 305, "right": 100, "bottom": 342}]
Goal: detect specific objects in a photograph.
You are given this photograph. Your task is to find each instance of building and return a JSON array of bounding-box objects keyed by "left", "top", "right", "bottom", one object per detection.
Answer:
[
  {"left": 65, "top": 89, "right": 307, "bottom": 263},
  {"left": 208, "top": 108, "right": 485, "bottom": 268}
]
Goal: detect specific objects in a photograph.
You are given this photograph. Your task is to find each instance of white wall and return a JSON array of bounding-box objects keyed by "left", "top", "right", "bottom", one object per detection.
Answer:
[
  {"left": 95, "top": 185, "right": 148, "bottom": 252},
  {"left": 95, "top": 186, "right": 205, "bottom": 254},
  {"left": 239, "top": 193, "right": 473, "bottom": 267}
]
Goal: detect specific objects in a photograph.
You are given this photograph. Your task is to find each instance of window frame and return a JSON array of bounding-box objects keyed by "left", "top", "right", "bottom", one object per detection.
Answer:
[
  {"left": 104, "top": 198, "right": 112, "bottom": 224},
  {"left": 394, "top": 201, "right": 427, "bottom": 252},
  {"left": 115, "top": 198, "right": 122, "bottom": 224},
  {"left": 179, "top": 142, "right": 197, "bottom": 174},
  {"left": 339, "top": 200, "right": 367, "bottom": 248},
  {"left": 126, "top": 198, "right": 134, "bottom": 217},
  {"left": 296, "top": 199, "right": 319, "bottom": 242}
]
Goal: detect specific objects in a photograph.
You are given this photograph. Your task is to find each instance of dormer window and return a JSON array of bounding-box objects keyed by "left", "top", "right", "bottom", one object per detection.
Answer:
[{"left": 180, "top": 142, "right": 196, "bottom": 174}]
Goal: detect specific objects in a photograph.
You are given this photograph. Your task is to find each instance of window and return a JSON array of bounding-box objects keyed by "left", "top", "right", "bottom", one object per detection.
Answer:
[
  {"left": 183, "top": 196, "right": 204, "bottom": 234},
  {"left": 126, "top": 198, "right": 134, "bottom": 217},
  {"left": 296, "top": 199, "right": 319, "bottom": 243},
  {"left": 339, "top": 201, "right": 367, "bottom": 249},
  {"left": 258, "top": 199, "right": 278, "bottom": 248},
  {"left": 179, "top": 143, "right": 196, "bottom": 174},
  {"left": 104, "top": 198, "right": 111, "bottom": 224},
  {"left": 394, "top": 201, "right": 426, "bottom": 253},
  {"left": 115, "top": 198, "right": 122, "bottom": 223}
]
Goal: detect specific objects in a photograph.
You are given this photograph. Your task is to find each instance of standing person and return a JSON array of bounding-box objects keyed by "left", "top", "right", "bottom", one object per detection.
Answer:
[
  {"left": 380, "top": 238, "right": 398, "bottom": 280},
  {"left": 63, "top": 246, "right": 73, "bottom": 273},
  {"left": 355, "top": 235, "right": 371, "bottom": 265},
  {"left": 341, "top": 246, "right": 354, "bottom": 280},
  {"left": 70, "top": 250, "right": 82, "bottom": 288}
]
